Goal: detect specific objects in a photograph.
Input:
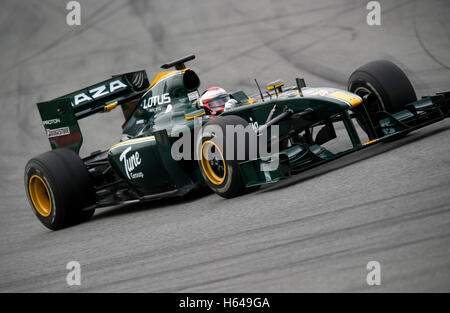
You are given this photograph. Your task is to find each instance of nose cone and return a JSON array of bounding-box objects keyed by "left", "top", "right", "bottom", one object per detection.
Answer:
[{"left": 303, "top": 87, "right": 363, "bottom": 107}]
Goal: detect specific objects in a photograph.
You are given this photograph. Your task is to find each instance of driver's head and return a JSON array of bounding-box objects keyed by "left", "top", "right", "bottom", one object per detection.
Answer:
[{"left": 199, "top": 87, "right": 230, "bottom": 115}]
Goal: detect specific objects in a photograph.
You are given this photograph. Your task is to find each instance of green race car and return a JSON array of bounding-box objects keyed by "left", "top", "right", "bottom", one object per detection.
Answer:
[{"left": 25, "top": 55, "right": 450, "bottom": 230}]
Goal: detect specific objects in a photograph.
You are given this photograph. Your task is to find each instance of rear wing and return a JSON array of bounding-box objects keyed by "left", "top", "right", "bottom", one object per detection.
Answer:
[{"left": 37, "top": 70, "right": 149, "bottom": 154}]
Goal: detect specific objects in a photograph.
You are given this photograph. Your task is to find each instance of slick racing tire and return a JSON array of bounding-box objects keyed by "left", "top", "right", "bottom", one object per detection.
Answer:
[
  {"left": 348, "top": 60, "right": 417, "bottom": 137},
  {"left": 197, "top": 115, "right": 257, "bottom": 198},
  {"left": 24, "top": 148, "right": 96, "bottom": 230}
]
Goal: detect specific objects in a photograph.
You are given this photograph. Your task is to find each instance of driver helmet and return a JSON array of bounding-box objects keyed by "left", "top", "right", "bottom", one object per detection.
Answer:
[{"left": 199, "top": 87, "right": 230, "bottom": 115}]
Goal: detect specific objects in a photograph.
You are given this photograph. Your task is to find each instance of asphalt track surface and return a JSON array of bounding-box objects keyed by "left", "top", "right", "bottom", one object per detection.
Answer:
[{"left": 0, "top": 0, "right": 449, "bottom": 292}]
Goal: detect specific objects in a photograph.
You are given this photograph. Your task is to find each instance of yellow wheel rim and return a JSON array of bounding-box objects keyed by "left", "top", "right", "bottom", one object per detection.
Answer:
[
  {"left": 201, "top": 141, "right": 226, "bottom": 185},
  {"left": 28, "top": 175, "right": 52, "bottom": 217}
]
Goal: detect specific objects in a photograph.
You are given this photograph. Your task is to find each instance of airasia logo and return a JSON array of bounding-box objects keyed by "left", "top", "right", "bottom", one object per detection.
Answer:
[{"left": 73, "top": 80, "right": 127, "bottom": 106}]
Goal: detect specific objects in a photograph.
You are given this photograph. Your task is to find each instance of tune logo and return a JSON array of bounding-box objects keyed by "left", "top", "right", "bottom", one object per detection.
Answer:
[{"left": 120, "top": 147, "right": 144, "bottom": 180}]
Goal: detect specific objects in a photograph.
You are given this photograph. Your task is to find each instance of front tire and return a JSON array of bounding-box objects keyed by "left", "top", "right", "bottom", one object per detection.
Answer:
[
  {"left": 348, "top": 60, "right": 417, "bottom": 137},
  {"left": 24, "top": 148, "right": 96, "bottom": 230},
  {"left": 197, "top": 115, "right": 254, "bottom": 198},
  {"left": 348, "top": 59, "right": 416, "bottom": 113}
]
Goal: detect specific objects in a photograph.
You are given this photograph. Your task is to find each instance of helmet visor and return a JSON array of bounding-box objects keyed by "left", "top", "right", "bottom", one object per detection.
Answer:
[{"left": 206, "top": 94, "right": 230, "bottom": 109}]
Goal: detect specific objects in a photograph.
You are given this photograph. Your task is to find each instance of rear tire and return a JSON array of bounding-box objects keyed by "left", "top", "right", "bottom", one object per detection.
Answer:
[{"left": 24, "top": 148, "right": 96, "bottom": 230}]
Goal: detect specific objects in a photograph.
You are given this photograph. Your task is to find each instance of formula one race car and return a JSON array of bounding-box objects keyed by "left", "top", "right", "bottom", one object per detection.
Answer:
[{"left": 25, "top": 55, "right": 450, "bottom": 230}]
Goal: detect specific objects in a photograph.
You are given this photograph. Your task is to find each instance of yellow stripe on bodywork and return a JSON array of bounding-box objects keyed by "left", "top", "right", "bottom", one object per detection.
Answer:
[
  {"left": 267, "top": 82, "right": 285, "bottom": 90},
  {"left": 327, "top": 91, "right": 362, "bottom": 107},
  {"left": 148, "top": 68, "right": 190, "bottom": 89},
  {"left": 104, "top": 102, "right": 118, "bottom": 112},
  {"left": 364, "top": 139, "right": 377, "bottom": 145},
  {"left": 109, "top": 136, "right": 155, "bottom": 150},
  {"left": 185, "top": 111, "right": 206, "bottom": 120}
]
